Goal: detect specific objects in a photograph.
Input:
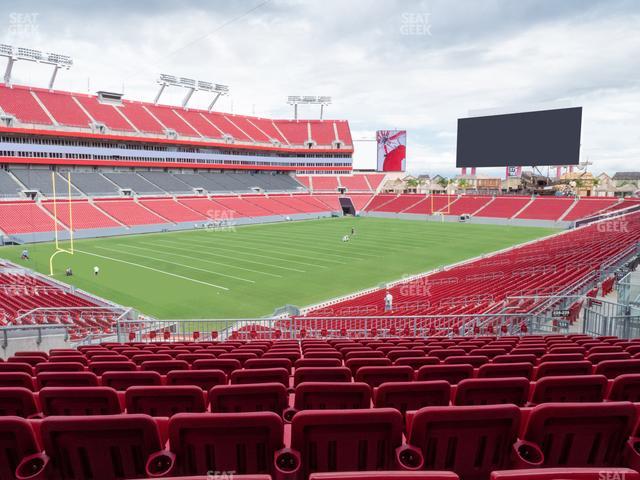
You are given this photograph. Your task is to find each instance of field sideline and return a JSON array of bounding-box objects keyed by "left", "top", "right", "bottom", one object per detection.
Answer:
[{"left": 0, "top": 217, "right": 557, "bottom": 319}]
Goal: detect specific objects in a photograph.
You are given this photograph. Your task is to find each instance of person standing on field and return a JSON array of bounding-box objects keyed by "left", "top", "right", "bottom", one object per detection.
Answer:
[{"left": 93, "top": 266, "right": 100, "bottom": 276}]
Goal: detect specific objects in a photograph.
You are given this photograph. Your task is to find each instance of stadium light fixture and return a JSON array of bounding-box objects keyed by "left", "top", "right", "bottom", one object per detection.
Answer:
[
  {"left": 155, "top": 73, "right": 230, "bottom": 108},
  {"left": 0, "top": 44, "right": 73, "bottom": 90},
  {"left": 286, "top": 95, "right": 332, "bottom": 120}
]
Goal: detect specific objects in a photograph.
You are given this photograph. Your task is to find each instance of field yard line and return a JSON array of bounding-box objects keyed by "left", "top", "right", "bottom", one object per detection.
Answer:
[
  {"left": 74, "top": 249, "right": 229, "bottom": 291},
  {"left": 234, "top": 231, "right": 379, "bottom": 259},
  {"left": 154, "top": 238, "right": 307, "bottom": 273},
  {"left": 125, "top": 243, "right": 283, "bottom": 278},
  {"left": 176, "top": 237, "right": 332, "bottom": 269},
  {"left": 94, "top": 246, "right": 255, "bottom": 284}
]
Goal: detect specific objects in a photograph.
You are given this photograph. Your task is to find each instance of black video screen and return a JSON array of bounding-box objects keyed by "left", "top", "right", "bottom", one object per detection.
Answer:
[{"left": 456, "top": 107, "right": 582, "bottom": 167}]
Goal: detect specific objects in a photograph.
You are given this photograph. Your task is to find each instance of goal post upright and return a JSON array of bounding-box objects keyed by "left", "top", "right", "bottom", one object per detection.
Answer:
[{"left": 48, "top": 171, "right": 74, "bottom": 275}]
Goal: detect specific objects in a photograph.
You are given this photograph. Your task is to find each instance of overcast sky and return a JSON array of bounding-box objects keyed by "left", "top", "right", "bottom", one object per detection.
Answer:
[{"left": 2, "top": 0, "right": 639, "bottom": 176}]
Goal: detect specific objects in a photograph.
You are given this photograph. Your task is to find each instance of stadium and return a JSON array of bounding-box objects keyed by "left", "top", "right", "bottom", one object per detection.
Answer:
[{"left": 0, "top": 1, "right": 640, "bottom": 479}]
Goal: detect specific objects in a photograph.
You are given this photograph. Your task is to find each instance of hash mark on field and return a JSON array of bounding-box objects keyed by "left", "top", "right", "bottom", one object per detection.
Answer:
[
  {"left": 154, "top": 239, "right": 306, "bottom": 273},
  {"left": 74, "top": 249, "right": 229, "bottom": 290},
  {"left": 125, "top": 243, "right": 283, "bottom": 278},
  {"left": 95, "top": 246, "right": 255, "bottom": 284}
]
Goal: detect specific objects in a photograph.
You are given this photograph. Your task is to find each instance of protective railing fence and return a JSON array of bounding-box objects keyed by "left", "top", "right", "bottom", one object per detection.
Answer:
[{"left": 583, "top": 298, "right": 640, "bottom": 339}]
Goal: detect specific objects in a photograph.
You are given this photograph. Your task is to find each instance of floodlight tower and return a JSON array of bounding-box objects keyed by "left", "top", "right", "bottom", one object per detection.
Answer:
[
  {"left": 155, "top": 74, "right": 229, "bottom": 108},
  {"left": 287, "top": 95, "right": 332, "bottom": 120},
  {"left": 0, "top": 44, "right": 73, "bottom": 90}
]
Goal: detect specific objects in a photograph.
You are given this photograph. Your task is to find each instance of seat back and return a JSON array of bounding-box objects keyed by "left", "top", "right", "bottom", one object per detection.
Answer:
[
  {"left": 141, "top": 359, "right": 189, "bottom": 375},
  {"left": 39, "top": 386, "right": 121, "bottom": 416},
  {"left": 477, "top": 363, "right": 533, "bottom": 379},
  {"left": 209, "top": 383, "right": 288, "bottom": 414},
  {"left": 41, "top": 414, "right": 162, "bottom": 480},
  {"left": 373, "top": 381, "right": 450, "bottom": 414},
  {"left": 535, "top": 361, "right": 593, "bottom": 379},
  {"left": 125, "top": 385, "right": 206, "bottom": 416},
  {"left": 89, "top": 361, "right": 137, "bottom": 375},
  {"left": 101, "top": 371, "right": 162, "bottom": 390},
  {"left": 192, "top": 358, "right": 242, "bottom": 375},
  {"left": 36, "top": 371, "right": 99, "bottom": 389},
  {"left": 407, "top": 404, "right": 521, "bottom": 480},
  {"left": 168, "top": 412, "right": 284, "bottom": 475},
  {"left": 595, "top": 359, "right": 640, "bottom": 379},
  {"left": 355, "top": 365, "right": 414, "bottom": 388},
  {"left": 454, "top": 377, "right": 530, "bottom": 406},
  {"left": 345, "top": 358, "right": 392, "bottom": 376},
  {"left": 166, "top": 369, "right": 227, "bottom": 390},
  {"left": 530, "top": 375, "right": 607, "bottom": 404},
  {"left": 0, "top": 372, "right": 35, "bottom": 390},
  {"left": 293, "top": 382, "right": 371, "bottom": 411},
  {"left": 523, "top": 402, "right": 637, "bottom": 468},
  {"left": 294, "top": 367, "right": 352, "bottom": 386},
  {"left": 230, "top": 367, "right": 289, "bottom": 387},
  {"left": 0, "top": 387, "right": 38, "bottom": 417},
  {"left": 290, "top": 408, "right": 404, "bottom": 477},
  {"left": 0, "top": 416, "right": 42, "bottom": 479},
  {"left": 416, "top": 364, "right": 474, "bottom": 384},
  {"left": 607, "top": 373, "right": 640, "bottom": 401}
]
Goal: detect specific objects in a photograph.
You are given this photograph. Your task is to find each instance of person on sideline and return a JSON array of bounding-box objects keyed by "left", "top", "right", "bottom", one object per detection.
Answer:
[
  {"left": 21, "top": 249, "right": 29, "bottom": 260},
  {"left": 384, "top": 290, "right": 393, "bottom": 312},
  {"left": 93, "top": 266, "right": 100, "bottom": 276}
]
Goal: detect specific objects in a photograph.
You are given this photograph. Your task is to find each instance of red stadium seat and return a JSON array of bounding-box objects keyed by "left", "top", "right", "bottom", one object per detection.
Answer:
[
  {"left": 477, "top": 362, "right": 533, "bottom": 379},
  {"left": 355, "top": 365, "right": 414, "bottom": 388},
  {"left": 35, "top": 361, "right": 85, "bottom": 373},
  {"left": 245, "top": 357, "right": 293, "bottom": 373},
  {"left": 89, "top": 360, "right": 137, "bottom": 375},
  {"left": 453, "top": 377, "right": 530, "bottom": 406},
  {"left": 416, "top": 364, "right": 474, "bottom": 384},
  {"left": 521, "top": 402, "right": 637, "bottom": 469},
  {"left": 0, "top": 372, "right": 35, "bottom": 390},
  {"left": 595, "top": 359, "right": 640, "bottom": 379},
  {"left": 0, "top": 416, "right": 45, "bottom": 480},
  {"left": 0, "top": 362, "right": 33, "bottom": 374},
  {"left": 294, "top": 367, "right": 352, "bottom": 386},
  {"left": 167, "top": 412, "right": 284, "bottom": 477},
  {"left": 0, "top": 387, "right": 39, "bottom": 417},
  {"left": 607, "top": 374, "right": 640, "bottom": 401},
  {"left": 406, "top": 404, "right": 528, "bottom": 480},
  {"left": 394, "top": 357, "right": 440, "bottom": 369},
  {"left": 530, "top": 375, "right": 608, "bottom": 404},
  {"left": 230, "top": 367, "right": 289, "bottom": 387},
  {"left": 166, "top": 369, "right": 227, "bottom": 390},
  {"left": 192, "top": 358, "right": 242, "bottom": 375},
  {"left": 286, "top": 408, "right": 415, "bottom": 478},
  {"left": 39, "top": 386, "right": 121, "bottom": 415},
  {"left": 444, "top": 355, "right": 489, "bottom": 367},
  {"left": 101, "top": 371, "right": 162, "bottom": 390},
  {"left": 125, "top": 385, "right": 206, "bottom": 416},
  {"left": 209, "top": 383, "right": 288, "bottom": 415},
  {"left": 141, "top": 359, "right": 189, "bottom": 375},
  {"left": 373, "top": 381, "right": 451, "bottom": 414},
  {"left": 286, "top": 382, "right": 371, "bottom": 420},
  {"left": 534, "top": 361, "right": 593, "bottom": 379},
  {"left": 40, "top": 414, "right": 166, "bottom": 479},
  {"left": 36, "top": 371, "right": 98, "bottom": 389},
  {"left": 294, "top": 358, "right": 342, "bottom": 369},
  {"left": 346, "top": 357, "right": 392, "bottom": 375}
]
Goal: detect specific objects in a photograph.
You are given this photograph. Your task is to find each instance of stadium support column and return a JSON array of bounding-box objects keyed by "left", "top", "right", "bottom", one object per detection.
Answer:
[
  {"left": 556, "top": 166, "right": 562, "bottom": 178},
  {"left": 461, "top": 167, "right": 467, "bottom": 175},
  {"left": 471, "top": 167, "right": 476, "bottom": 175},
  {"left": 505, "top": 166, "right": 509, "bottom": 180}
]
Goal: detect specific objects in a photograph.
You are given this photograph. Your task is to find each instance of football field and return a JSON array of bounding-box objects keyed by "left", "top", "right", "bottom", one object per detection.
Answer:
[{"left": 0, "top": 217, "right": 557, "bottom": 319}]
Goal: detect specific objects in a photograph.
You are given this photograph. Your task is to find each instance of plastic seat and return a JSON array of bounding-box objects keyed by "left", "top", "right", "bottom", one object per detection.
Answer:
[
  {"left": 209, "top": 383, "right": 288, "bottom": 414},
  {"left": 293, "top": 367, "right": 352, "bottom": 386},
  {"left": 0, "top": 416, "right": 44, "bottom": 480},
  {"left": 89, "top": 360, "right": 137, "bottom": 375},
  {"left": 131, "top": 353, "right": 173, "bottom": 365},
  {"left": 166, "top": 369, "right": 227, "bottom": 390},
  {"left": 35, "top": 361, "right": 85, "bottom": 374},
  {"left": 36, "top": 371, "right": 98, "bottom": 389},
  {"left": 521, "top": 402, "right": 637, "bottom": 468},
  {"left": 355, "top": 365, "right": 414, "bottom": 388},
  {"left": 477, "top": 362, "right": 533, "bottom": 379},
  {"left": 0, "top": 362, "right": 33, "bottom": 374},
  {"left": 534, "top": 361, "right": 593, "bottom": 380},
  {"left": 219, "top": 352, "right": 259, "bottom": 366},
  {"left": 394, "top": 357, "right": 440, "bottom": 369},
  {"left": 453, "top": 377, "right": 530, "bottom": 406},
  {"left": 40, "top": 414, "right": 165, "bottom": 479},
  {"left": 373, "top": 381, "right": 451, "bottom": 414},
  {"left": 245, "top": 357, "right": 293, "bottom": 373},
  {"left": 594, "top": 359, "right": 640, "bottom": 379},
  {"left": 230, "top": 367, "right": 289, "bottom": 387},
  {"left": 39, "top": 386, "right": 121, "bottom": 415},
  {"left": 192, "top": 358, "right": 242, "bottom": 375},
  {"left": 345, "top": 357, "right": 392, "bottom": 375},
  {"left": 0, "top": 372, "right": 35, "bottom": 390},
  {"left": 8, "top": 355, "right": 46, "bottom": 367},
  {"left": 0, "top": 387, "right": 39, "bottom": 417},
  {"left": 167, "top": 412, "right": 284, "bottom": 477},
  {"left": 141, "top": 359, "right": 189, "bottom": 375},
  {"left": 50, "top": 355, "right": 89, "bottom": 365},
  {"left": 125, "top": 385, "right": 206, "bottom": 416},
  {"left": 492, "top": 354, "right": 537, "bottom": 364},
  {"left": 101, "top": 371, "right": 162, "bottom": 390},
  {"left": 406, "top": 404, "right": 525, "bottom": 480},
  {"left": 287, "top": 382, "right": 371, "bottom": 419},
  {"left": 490, "top": 468, "right": 640, "bottom": 480},
  {"left": 294, "top": 358, "right": 342, "bottom": 369},
  {"left": 607, "top": 374, "right": 640, "bottom": 401},
  {"left": 286, "top": 408, "right": 413, "bottom": 478},
  {"left": 587, "top": 352, "right": 631, "bottom": 364},
  {"left": 444, "top": 355, "right": 489, "bottom": 368},
  {"left": 530, "top": 375, "right": 608, "bottom": 404},
  {"left": 415, "top": 364, "right": 474, "bottom": 384}
]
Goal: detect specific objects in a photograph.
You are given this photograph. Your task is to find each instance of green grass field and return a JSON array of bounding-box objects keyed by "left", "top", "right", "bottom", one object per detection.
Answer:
[{"left": 0, "top": 217, "right": 557, "bottom": 319}]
